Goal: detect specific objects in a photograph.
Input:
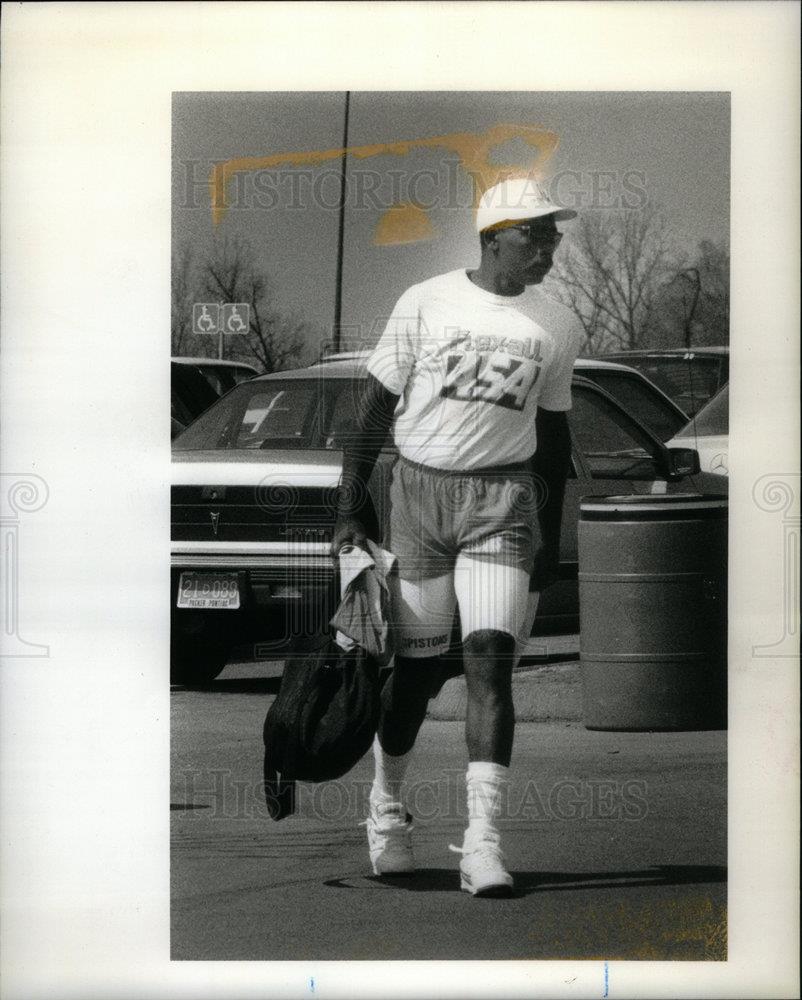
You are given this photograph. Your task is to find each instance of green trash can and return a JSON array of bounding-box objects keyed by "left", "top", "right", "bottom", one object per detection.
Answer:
[{"left": 579, "top": 494, "right": 727, "bottom": 731}]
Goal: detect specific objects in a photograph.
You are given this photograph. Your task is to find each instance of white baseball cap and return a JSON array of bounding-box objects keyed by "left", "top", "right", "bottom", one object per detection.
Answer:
[{"left": 475, "top": 176, "right": 577, "bottom": 232}]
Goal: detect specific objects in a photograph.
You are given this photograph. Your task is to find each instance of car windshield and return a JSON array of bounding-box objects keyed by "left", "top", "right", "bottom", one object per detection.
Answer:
[
  {"left": 582, "top": 370, "right": 685, "bottom": 442},
  {"left": 675, "top": 384, "right": 729, "bottom": 438},
  {"left": 172, "top": 376, "right": 370, "bottom": 451}
]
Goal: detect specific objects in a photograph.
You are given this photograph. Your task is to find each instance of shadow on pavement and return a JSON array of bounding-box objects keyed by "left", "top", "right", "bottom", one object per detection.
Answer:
[{"left": 323, "top": 864, "right": 726, "bottom": 896}]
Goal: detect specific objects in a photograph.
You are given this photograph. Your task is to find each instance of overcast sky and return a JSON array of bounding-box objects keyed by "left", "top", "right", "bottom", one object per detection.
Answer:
[{"left": 173, "top": 91, "right": 729, "bottom": 360}]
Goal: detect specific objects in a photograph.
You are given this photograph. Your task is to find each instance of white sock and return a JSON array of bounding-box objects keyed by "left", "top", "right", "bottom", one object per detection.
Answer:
[
  {"left": 466, "top": 761, "right": 509, "bottom": 841},
  {"left": 371, "top": 734, "right": 412, "bottom": 811}
]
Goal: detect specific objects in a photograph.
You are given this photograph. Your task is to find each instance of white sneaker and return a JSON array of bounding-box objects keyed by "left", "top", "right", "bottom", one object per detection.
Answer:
[
  {"left": 449, "top": 830, "right": 514, "bottom": 897},
  {"left": 362, "top": 801, "right": 415, "bottom": 876}
]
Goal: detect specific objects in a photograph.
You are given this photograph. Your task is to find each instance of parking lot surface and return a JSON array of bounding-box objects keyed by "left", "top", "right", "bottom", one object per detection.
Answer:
[{"left": 171, "top": 668, "right": 726, "bottom": 962}]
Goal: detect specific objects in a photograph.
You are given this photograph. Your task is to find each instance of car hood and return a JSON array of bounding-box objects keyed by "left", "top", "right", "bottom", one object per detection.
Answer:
[{"left": 171, "top": 449, "right": 343, "bottom": 487}]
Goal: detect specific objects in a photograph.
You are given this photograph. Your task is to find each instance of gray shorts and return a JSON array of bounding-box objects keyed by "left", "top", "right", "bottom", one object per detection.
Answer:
[{"left": 386, "top": 456, "right": 537, "bottom": 581}]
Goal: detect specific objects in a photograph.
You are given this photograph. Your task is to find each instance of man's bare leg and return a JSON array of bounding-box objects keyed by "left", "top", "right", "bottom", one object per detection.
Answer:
[
  {"left": 377, "top": 655, "right": 437, "bottom": 757},
  {"left": 449, "top": 627, "right": 519, "bottom": 895},
  {"left": 365, "top": 655, "right": 437, "bottom": 876},
  {"left": 462, "top": 628, "right": 517, "bottom": 765}
]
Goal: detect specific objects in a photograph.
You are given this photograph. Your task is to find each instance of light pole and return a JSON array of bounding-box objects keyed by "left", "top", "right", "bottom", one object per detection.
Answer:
[{"left": 332, "top": 90, "right": 351, "bottom": 353}]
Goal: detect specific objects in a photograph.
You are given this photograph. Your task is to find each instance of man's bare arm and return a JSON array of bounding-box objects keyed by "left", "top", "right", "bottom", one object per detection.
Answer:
[
  {"left": 330, "top": 374, "right": 399, "bottom": 556},
  {"left": 529, "top": 408, "right": 572, "bottom": 590}
]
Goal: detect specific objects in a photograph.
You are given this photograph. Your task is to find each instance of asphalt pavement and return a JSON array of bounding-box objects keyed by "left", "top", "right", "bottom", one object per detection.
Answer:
[{"left": 171, "top": 661, "right": 726, "bottom": 962}]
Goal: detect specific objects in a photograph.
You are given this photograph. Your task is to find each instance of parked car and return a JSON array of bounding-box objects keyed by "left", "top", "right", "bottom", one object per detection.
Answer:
[
  {"left": 171, "top": 358, "right": 260, "bottom": 439},
  {"left": 172, "top": 356, "right": 260, "bottom": 395},
  {"left": 171, "top": 361, "right": 221, "bottom": 439},
  {"left": 317, "top": 350, "right": 689, "bottom": 442},
  {"left": 171, "top": 358, "right": 725, "bottom": 685},
  {"left": 574, "top": 359, "right": 689, "bottom": 441},
  {"left": 600, "top": 347, "right": 729, "bottom": 417},
  {"left": 666, "top": 383, "right": 729, "bottom": 477}
]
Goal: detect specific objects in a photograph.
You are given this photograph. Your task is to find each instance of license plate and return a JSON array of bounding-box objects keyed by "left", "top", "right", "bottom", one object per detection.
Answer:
[{"left": 177, "top": 572, "right": 240, "bottom": 609}]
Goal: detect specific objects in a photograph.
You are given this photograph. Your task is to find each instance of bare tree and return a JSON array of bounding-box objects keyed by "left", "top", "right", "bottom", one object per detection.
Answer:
[
  {"left": 648, "top": 240, "right": 730, "bottom": 348},
  {"left": 171, "top": 244, "right": 199, "bottom": 356},
  {"left": 687, "top": 240, "right": 729, "bottom": 346},
  {"left": 198, "top": 236, "right": 310, "bottom": 371},
  {"left": 172, "top": 236, "right": 312, "bottom": 371},
  {"left": 545, "top": 207, "right": 683, "bottom": 353}
]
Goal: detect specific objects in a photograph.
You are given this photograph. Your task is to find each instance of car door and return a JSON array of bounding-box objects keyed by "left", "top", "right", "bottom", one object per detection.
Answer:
[
  {"left": 568, "top": 379, "right": 672, "bottom": 501},
  {"left": 534, "top": 379, "right": 679, "bottom": 633},
  {"left": 543, "top": 379, "right": 668, "bottom": 567}
]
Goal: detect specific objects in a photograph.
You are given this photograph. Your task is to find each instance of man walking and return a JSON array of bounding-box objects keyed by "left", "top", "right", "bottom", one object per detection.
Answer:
[{"left": 332, "top": 177, "right": 579, "bottom": 896}]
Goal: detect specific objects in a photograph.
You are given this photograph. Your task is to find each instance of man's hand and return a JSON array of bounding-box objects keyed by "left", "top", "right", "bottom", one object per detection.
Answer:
[
  {"left": 330, "top": 515, "right": 368, "bottom": 559},
  {"left": 530, "top": 545, "right": 560, "bottom": 592}
]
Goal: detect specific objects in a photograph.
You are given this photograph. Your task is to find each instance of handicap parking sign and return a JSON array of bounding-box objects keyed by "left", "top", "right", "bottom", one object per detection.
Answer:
[
  {"left": 222, "top": 303, "right": 250, "bottom": 334},
  {"left": 192, "top": 303, "right": 220, "bottom": 335}
]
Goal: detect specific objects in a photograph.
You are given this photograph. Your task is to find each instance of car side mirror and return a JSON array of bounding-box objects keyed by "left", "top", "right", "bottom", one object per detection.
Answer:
[{"left": 664, "top": 446, "right": 701, "bottom": 479}]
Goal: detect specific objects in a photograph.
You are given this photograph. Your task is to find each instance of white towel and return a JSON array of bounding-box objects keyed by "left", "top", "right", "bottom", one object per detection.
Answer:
[{"left": 330, "top": 541, "right": 396, "bottom": 662}]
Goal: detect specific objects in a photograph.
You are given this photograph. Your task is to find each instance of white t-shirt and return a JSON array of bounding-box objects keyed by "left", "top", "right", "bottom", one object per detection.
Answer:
[{"left": 366, "top": 269, "right": 581, "bottom": 470}]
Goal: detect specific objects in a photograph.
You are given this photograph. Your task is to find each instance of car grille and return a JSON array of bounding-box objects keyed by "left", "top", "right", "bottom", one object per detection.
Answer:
[{"left": 171, "top": 485, "right": 339, "bottom": 543}]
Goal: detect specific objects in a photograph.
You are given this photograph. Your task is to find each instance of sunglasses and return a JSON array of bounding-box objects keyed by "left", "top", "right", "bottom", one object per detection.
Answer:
[{"left": 508, "top": 224, "right": 563, "bottom": 248}]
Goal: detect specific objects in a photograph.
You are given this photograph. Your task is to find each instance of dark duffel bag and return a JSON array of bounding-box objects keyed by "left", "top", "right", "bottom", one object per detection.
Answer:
[{"left": 262, "top": 636, "right": 381, "bottom": 820}]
